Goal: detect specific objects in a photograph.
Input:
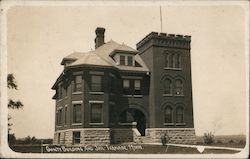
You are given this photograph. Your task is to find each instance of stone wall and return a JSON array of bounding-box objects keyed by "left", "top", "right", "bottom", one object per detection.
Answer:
[
  {"left": 110, "top": 129, "right": 134, "bottom": 143},
  {"left": 54, "top": 128, "right": 110, "bottom": 145},
  {"left": 53, "top": 128, "right": 196, "bottom": 145},
  {"left": 82, "top": 129, "right": 110, "bottom": 145},
  {"left": 146, "top": 128, "right": 196, "bottom": 144}
]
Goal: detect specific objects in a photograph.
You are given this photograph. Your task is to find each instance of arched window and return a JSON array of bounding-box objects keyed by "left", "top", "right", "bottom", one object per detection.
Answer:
[
  {"left": 176, "top": 106, "right": 184, "bottom": 123},
  {"left": 165, "top": 53, "right": 170, "bottom": 67},
  {"left": 175, "top": 79, "right": 183, "bottom": 95},
  {"left": 169, "top": 53, "right": 173, "bottom": 68},
  {"left": 176, "top": 54, "right": 182, "bottom": 68},
  {"left": 164, "top": 78, "right": 172, "bottom": 95},
  {"left": 164, "top": 106, "right": 173, "bottom": 123}
]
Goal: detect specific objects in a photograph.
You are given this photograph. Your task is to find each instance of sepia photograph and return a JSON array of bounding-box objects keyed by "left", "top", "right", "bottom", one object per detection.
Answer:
[{"left": 0, "top": 0, "right": 249, "bottom": 158}]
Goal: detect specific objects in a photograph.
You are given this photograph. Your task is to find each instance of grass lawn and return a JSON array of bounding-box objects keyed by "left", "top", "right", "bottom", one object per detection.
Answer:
[{"left": 10, "top": 144, "right": 241, "bottom": 154}]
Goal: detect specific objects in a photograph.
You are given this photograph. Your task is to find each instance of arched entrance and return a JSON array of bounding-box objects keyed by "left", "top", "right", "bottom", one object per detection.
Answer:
[{"left": 120, "top": 108, "right": 146, "bottom": 136}]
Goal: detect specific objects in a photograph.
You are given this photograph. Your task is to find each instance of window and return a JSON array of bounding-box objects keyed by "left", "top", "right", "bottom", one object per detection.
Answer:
[
  {"left": 123, "top": 79, "right": 130, "bottom": 95},
  {"left": 91, "top": 75, "right": 103, "bottom": 92},
  {"left": 73, "top": 76, "right": 82, "bottom": 92},
  {"left": 58, "top": 109, "right": 62, "bottom": 126},
  {"left": 175, "top": 79, "right": 183, "bottom": 95},
  {"left": 58, "top": 133, "right": 61, "bottom": 144},
  {"left": 165, "top": 52, "right": 182, "bottom": 69},
  {"left": 73, "top": 131, "right": 81, "bottom": 144},
  {"left": 176, "top": 54, "right": 182, "bottom": 68},
  {"left": 164, "top": 106, "right": 173, "bottom": 123},
  {"left": 73, "top": 104, "right": 81, "bottom": 123},
  {"left": 120, "top": 55, "right": 126, "bottom": 65},
  {"left": 176, "top": 107, "right": 184, "bottom": 123},
  {"left": 58, "top": 84, "right": 63, "bottom": 99},
  {"left": 164, "top": 79, "right": 172, "bottom": 95},
  {"left": 109, "top": 75, "right": 116, "bottom": 93},
  {"left": 65, "top": 86, "right": 68, "bottom": 96},
  {"left": 165, "top": 53, "right": 170, "bottom": 67},
  {"left": 123, "top": 79, "right": 143, "bottom": 95},
  {"left": 56, "top": 112, "right": 58, "bottom": 125},
  {"left": 169, "top": 54, "right": 173, "bottom": 68},
  {"left": 64, "top": 107, "right": 67, "bottom": 125},
  {"left": 134, "top": 80, "right": 141, "bottom": 95},
  {"left": 119, "top": 55, "right": 134, "bottom": 66},
  {"left": 127, "top": 56, "right": 133, "bottom": 66},
  {"left": 91, "top": 103, "right": 103, "bottom": 123}
]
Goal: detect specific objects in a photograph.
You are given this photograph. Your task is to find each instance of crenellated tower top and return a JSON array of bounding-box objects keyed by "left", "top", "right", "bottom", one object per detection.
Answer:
[{"left": 136, "top": 32, "right": 191, "bottom": 52}]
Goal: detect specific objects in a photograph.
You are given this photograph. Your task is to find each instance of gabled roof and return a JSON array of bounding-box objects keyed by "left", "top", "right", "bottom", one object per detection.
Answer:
[{"left": 64, "top": 40, "right": 149, "bottom": 72}]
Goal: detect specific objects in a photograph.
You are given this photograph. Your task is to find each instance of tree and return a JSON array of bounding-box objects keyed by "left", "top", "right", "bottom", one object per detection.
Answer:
[
  {"left": 7, "top": 74, "right": 23, "bottom": 109},
  {"left": 7, "top": 74, "right": 23, "bottom": 144}
]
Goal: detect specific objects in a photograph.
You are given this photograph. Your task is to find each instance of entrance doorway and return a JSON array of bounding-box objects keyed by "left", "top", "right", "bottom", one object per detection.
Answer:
[{"left": 120, "top": 108, "right": 146, "bottom": 136}]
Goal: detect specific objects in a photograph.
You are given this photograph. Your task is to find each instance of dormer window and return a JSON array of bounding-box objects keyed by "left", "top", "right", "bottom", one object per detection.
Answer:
[
  {"left": 119, "top": 55, "right": 134, "bottom": 66},
  {"left": 127, "top": 56, "right": 133, "bottom": 66},
  {"left": 120, "top": 55, "right": 126, "bottom": 65}
]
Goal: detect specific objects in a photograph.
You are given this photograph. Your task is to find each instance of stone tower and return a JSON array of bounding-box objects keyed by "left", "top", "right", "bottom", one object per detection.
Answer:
[{"left": 137, "top": 32, "right": 196, "bottom": 144}]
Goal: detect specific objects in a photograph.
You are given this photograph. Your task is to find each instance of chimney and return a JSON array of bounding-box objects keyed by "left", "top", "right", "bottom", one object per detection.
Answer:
[{"left": 95, "top": 27, "right": 105, "bottom": 49}]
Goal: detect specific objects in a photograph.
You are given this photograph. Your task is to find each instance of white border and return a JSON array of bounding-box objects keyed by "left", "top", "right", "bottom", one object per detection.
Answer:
[{"left": 0, "top": 0, "right": 249, "bottom": 158}]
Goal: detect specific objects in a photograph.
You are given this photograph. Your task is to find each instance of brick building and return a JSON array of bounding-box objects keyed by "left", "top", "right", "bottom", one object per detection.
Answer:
[{"left": 52, "top": 27, "right": 196, "bottom": 145}]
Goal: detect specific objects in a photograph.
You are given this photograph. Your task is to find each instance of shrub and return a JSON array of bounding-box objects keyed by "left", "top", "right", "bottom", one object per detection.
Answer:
[
  {"left": 216, "top": 140, "right": 222, "bottom": 144},
  {"left": 203, "top": 132, "right": 214, "bottom": 145},
  {"left": 228, "top": 140, "right": 234, "bottom": 144},
  {"left": 161, "top": 133, "right": 170, "bottom": 146},
  {"left": 239, "top": 140, "right": 245, "bottom": 145},
  {"left": 8, "top": 133, "right": 16, "bottom": 145}
]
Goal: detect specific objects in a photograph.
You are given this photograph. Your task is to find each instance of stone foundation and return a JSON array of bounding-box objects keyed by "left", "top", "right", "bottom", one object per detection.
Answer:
[
  {"left": 54, "top": 128, "right": 110, "bottom": 145},
  {"left": 146, "top": 128, "right": 196, "bottom": 144},
  {"left": 109, "top": 128, "right": 141, "bottom": 143},
  {"left": 83, "top": 129, "right": 110, "bottom": 145},
  {"left": 54, "top": 128, "right": 196, "bottom": 145}
]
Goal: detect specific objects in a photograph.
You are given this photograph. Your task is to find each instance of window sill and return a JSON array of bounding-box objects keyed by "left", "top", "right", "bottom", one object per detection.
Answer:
[
  {"left": 89, "top": 123, "right": 104, "bottom": 126},
  {"left": 164, "top": 67, "right": 182, "bottom": 71},
  {"left": 164, "top": 123, "right": 175, "bottom": 126},
  {"left": 134, "top": 95, "right": 143, "bottom": 98},
  {"left": 90, "top": 92, "right": 104, "bottom": 95},
  {"left": 118, "top": 122, "right": 137, "bottom": 126},
  {"left": 72, "top": 92, "right": 82, "bottom": 95},
  {"left": 176, "top": 123, "right": 186, "bottom": 126},
  {"left": 122, "top": 95, "right": 143, "bottom": 98},
  {"left": 123, "top": 95, "right": 133, "bottom": 97},
  {"left": 163, "top": 94, "right": 173, "bottom": 97},
  {"left": 175, "top": 94, "right": 184, "bottom": 97},
  {"left": 72, "top": 123, "right": 82, "bottom": 126},
  {"left": 56, "top": 126, "right": 62, "bottom": 128}
]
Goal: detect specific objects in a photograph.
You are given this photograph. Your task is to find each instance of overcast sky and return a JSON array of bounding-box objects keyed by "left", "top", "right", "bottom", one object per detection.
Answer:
[{"left": 7, "top": 3, "right": 248, "bottom": 138}]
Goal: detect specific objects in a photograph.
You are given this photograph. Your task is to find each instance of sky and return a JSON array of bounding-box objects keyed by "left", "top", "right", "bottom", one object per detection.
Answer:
[{"left": 6, "top": 3, "right": 248, "bottom": 138}]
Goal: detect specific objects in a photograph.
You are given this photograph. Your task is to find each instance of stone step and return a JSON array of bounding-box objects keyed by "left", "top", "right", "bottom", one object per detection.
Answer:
[{"left": 138, "top": 136, "right": 152, "bottom": 143}]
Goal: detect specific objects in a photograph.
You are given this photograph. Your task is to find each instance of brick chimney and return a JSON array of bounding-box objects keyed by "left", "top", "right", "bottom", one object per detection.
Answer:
[{"left": 95, "top": 27, "right": 105, "bottom": 49}]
